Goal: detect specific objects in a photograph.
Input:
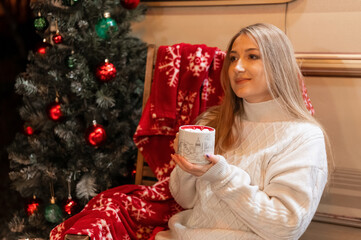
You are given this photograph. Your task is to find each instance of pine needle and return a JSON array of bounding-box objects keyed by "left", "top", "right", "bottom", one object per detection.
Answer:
[{"left": 76, "top": 174, "right": 98, "bottom": 201}]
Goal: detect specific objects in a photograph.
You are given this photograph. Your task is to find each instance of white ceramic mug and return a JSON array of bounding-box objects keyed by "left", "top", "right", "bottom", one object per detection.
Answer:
[{"left": 178, "top": 125, "right": 215, "bottom": 165}]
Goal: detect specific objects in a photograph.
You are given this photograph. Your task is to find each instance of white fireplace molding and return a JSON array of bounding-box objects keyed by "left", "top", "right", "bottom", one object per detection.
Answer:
[{"left": 296, "top": 53, "right": 361, "bottom": 78}]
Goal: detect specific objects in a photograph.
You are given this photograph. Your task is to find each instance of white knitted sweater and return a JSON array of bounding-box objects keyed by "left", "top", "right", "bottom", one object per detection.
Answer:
[{"left": 156, "top": 99, "right": 328, "bottom": 240}]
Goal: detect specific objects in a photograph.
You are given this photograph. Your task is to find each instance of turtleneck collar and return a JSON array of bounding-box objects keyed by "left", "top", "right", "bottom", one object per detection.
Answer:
[{"left": 242, "top": 98, "right": 292, "bottom": 122}]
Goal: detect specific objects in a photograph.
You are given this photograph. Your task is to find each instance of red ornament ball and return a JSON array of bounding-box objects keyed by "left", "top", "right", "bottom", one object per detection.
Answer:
[
  {"left": 63, "top": 197, "right": 78, "bottom": 215},
  {"left": 23, "top": 125, "right": 34, "bottom": 136},
  {"left": 52, "top": 33, "right": 63, "bottom": 44},
  {"left": 47, "top": 102, "right": 63, "bottom": 121},
  {"left": 26, "top": 196, "right": 41, "bottom": 216},
  {"left": 85, "top": 121, "right": 107, "bottom": 146},
  {"left": 121, "top": 0, "right": 139, "bottom": 9},
  {"left": 95, "top": 59, "right": 117, "bottom": 82},
  {"left": 36, "top": 39, "right": 52, "bottom": 55}
]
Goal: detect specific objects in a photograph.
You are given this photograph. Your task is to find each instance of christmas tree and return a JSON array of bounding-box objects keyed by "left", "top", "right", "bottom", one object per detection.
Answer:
[{"left": 6, "top": 0, "right": 147, "bottom": 238}]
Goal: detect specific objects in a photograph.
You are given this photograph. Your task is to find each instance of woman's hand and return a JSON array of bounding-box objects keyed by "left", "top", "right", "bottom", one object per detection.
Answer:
[{"left": 171, "top": 153, "right": 219, "bottom": 177}]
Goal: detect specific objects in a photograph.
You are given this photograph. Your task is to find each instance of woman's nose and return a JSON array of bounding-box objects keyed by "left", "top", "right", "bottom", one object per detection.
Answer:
[{"left": 235, "top": 60, "right": 245, "bottom": 72}]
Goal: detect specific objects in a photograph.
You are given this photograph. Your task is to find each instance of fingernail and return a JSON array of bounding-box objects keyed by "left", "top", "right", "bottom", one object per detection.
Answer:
[{"left": 206, "top": 154, "right": 210, "bottom": 158}]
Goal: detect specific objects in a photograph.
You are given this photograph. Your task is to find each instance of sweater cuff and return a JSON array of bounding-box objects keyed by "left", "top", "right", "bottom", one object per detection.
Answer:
[{"left": 200, "top": 155, "right": 231, "bottom": 183}]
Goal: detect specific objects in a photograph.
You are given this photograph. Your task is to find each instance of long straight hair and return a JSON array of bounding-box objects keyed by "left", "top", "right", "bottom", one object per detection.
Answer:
[{"left": 197, "top": 23, "right": 333, "bottom": 174}]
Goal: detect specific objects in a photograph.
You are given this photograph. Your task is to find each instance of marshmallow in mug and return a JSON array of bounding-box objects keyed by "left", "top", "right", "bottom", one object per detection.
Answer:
[
  {"left": 178, "top": 125, "right": 215, "bottom": 165},
  {"left": 184, "top": 128, "right": 211, "bottom": 133}
]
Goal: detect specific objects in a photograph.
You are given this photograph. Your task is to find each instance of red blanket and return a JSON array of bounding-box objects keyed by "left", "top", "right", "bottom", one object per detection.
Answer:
[
  {"left": 50, "top": 44, "right": 225, "bottom": 240},
  {"left": 51, "top": 179, "right": 180, "bottom": 240},
  {"left": 134, "top": 44, "right": 225, "bottom": 179}
]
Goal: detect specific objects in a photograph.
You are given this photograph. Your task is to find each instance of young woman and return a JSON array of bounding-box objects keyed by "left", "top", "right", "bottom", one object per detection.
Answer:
[{"left": 156, "top": 23, "right": 331, "bottom": 240}]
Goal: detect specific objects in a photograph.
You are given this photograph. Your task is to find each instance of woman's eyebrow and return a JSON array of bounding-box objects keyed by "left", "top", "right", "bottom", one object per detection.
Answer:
[
  {"left": 230, "top": 48, "right": 259, "bottom": 54},
  {"left": 245, "top": 48, "right": 259, "bottom": 52}
]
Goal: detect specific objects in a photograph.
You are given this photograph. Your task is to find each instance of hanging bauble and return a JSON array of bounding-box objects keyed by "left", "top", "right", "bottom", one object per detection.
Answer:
[
  {"left": 52, "top": 31, "right": 63, "bottom": 44},
  {"left": 121, "top": 0, "right": 140, "bottom": 9},
  {"left": 33, "top": 12, "right": 49, "bottom": 32},
  {"left": 95, "top": 59, "right": 117, "bottom": 82},
  {"left": 63, "top": 179, "right": 79, "bottom": 215},
  {"left": 62, "top": 0, "right": 79, "bottom": 7},
  {"left": 44, "top": 197, "right": 63, "bottom": 223},
  {"left": 65, "top": 50, "right": 76, "bottom": 69},
  {"left": 36, "top": 38, "right": 52, "bottom": 55},
  {"left": 47, "top": 97, "right": 63, "bottom": 121},
  {"left": 63, "top": 197, "right": 78, "bottom": 216},
  {"left": 85, "top": 120, "right": 107, "bottom": 146},
  {"left": 131, "top": 165, "right": 137, "bottom": 180},
  {"left": 23, "top": 124, "right": 34, "bottom": 136},
  {"left": 25, "top": 195, "right": 41, "bottom": 216},
  {"left": 95, "top": 12, "right": 118, "bottom": 39}
]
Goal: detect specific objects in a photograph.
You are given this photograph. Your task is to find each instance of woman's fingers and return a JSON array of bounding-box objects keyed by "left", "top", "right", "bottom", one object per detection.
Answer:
[
  {"left": 171, "top": 154, "right": 189, "bottom": 171},
  {"left": 171, "top": 153, "right": 214, "bottom": 177},
  {"left": 204, "top": 154, "right": 219, "bottom": 164},
  {"left": 173, "top": 133, "right": 179, "bottom": 153}
]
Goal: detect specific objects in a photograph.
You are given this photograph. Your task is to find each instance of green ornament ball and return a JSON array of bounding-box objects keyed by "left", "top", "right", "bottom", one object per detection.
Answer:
[
  {"left": 62, "top": 0, "right": 79, "bottom": 6},
  {"left": 95, "top": 17, "right": 118, "bottom": 39},
  {"left": 44, "top": 198, "right": 63, "bottom": 223},
  {"left": 34, "top": 16, "right": 49, "bottom": 32},
  {"left": 66, "top": 54, "right": 76, "bottom": 69}
]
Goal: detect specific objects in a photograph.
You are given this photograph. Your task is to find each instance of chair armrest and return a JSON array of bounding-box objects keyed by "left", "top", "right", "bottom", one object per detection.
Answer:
[{"left": 64, "top": 234, "right": 89, "bottom": 240}]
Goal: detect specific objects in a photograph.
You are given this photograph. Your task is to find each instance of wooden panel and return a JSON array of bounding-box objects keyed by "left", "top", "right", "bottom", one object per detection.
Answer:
[
  {"left": 142, "top": 179, "right": 157, "bottom": 186},
  {"left": 315, "top": 167, "right": 361, "bottom": 228},
  {"left": 300, "top": 221, "right": 361, "bottom": 240},
  {"left": 143, "top": 165, "right": 156, "bottom": 178}
]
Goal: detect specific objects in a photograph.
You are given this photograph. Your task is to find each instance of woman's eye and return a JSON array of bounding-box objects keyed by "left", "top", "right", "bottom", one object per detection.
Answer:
[
  {"left": 230, "top": 56, "right": 238, "bottom": 62},
  {"left": 249, "top": 54, "right": 260, "bottom": 60}
]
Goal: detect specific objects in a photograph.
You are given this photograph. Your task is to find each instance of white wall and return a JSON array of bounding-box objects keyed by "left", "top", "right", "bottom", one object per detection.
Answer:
[
  {"left": 133, "top": 0, "right": 361, "bottom": 52},
  {"left": 287, "top": 0, "right": 361, "bottom": 52},
  {"left": 133, "top": 3, "right": 287, "bottom": 50}
]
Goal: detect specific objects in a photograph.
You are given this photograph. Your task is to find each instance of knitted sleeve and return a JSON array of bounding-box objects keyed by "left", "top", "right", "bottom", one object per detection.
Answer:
[
  {"left": 169, "top": 165, "right": 198, "bottom": 209},
  {"left": 199, "top": 129, "right": 328, "bottom": 240}
]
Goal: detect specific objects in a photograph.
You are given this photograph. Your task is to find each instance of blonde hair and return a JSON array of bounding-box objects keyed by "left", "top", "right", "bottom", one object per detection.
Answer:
[{"left": 197, "top": 23, "right": 333, "bottom": 176}]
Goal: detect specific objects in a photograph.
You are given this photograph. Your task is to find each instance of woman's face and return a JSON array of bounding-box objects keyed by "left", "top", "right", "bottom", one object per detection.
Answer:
[{"left": 228, "top": 34, "right": 273, "bottom": 103}]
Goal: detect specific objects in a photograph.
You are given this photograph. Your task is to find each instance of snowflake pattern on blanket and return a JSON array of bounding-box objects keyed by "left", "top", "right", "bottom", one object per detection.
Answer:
[{"left": 158, "top": 45, "right": 181, "bottom": 88}]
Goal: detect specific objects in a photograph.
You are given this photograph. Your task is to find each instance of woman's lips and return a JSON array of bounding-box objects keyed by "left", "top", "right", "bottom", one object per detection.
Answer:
[{"left": 235, "top": 78, "right": 251, "bottom": 84}]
